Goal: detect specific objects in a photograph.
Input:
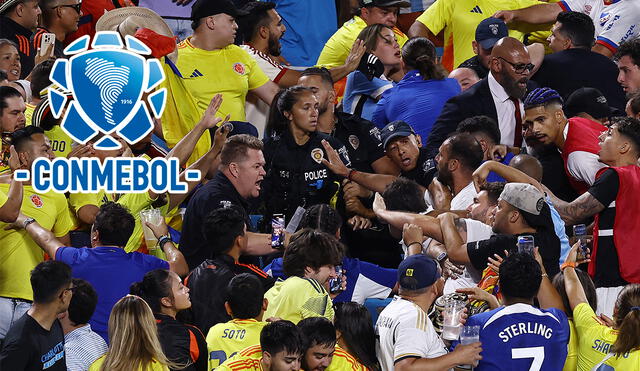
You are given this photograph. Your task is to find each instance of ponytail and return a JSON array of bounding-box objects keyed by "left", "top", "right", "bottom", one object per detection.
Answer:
[
  {"left": 402, "top": 37, "right": 446, "bottom": 80},
  {"left": 612, "top": 284, "right": 640, "bottom": 356},
  {"left": 129, "top": 269, "right": 173, "bottom": 314},
  {"left": 265, "top": 86, "right": 314, "bottom": 138},
  {"left": 298, "top": 204, "right": 342, "bottom": 235}
]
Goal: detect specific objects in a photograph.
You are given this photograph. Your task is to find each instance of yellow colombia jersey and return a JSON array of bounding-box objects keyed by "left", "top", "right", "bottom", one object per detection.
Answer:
[
  {"left": 574, "top": 302, "right": 640, "bottom": 370},
  {"left": 326, "top": 346, "right": 368, "bottom": 371},
  {"left": 317, "top": 16, "right": 408, "bottom": 69},
  {"left": 563, "top": 319, "right": 578, "bottom": 371},
  {"left": 24, "top": 103, "right": 35, "bottom": 127},
  {"left": 45, "top": 125, "right": 73, "bottom": 158},
  {"left": 263, "top": 276, "right": 334, "bottom": 324},
  {"left": 0, "top": 184, "right": 73, "bottom": 301},
  {"left": 206, "top": 319, "right": 267, "bottom": 369},
  {"left": 175, "top": 39, "right": 269, "bottom": 122},
  {"left": 416, "top": 0, "right": 552, "bottom": 71},
  {"left": 89, "top": 356, "right": 169, "bottom": 371},
  {"left": 218, "top": 345, "right": 263, "bottom": 371}
]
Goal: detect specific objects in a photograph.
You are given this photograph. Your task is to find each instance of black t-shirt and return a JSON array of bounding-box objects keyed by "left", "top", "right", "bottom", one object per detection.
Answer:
[
  {"left": 181, "top": 172, "right": 252, "bottom": 270},
  {"left": 334, "top": 112, "right": 385, "bottom": 173},
  {"left": 0, "top": 314, "right": 66, "bottom": 370},
  {"left": 400, "top": 148, "right": 436, "bottom": 188},
  {"left": 467, "top": 232, "right": 560, "bottom": 277},
  {"left": 588, "top": 168, "right": 626, "bottom": 287},
  {"left": 155, "top": 313, "right": 208, "bottom": 371}
]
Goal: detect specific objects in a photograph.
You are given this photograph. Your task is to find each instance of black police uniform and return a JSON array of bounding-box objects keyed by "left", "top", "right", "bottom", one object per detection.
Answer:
[
  {"left": 400, "top": 147, "right": 437, "bottom": 188},
  {"left": 180, "top": 171, "right": 252, "bottom": 270},
  {"left": 261, "top": 130, "right": 351, "bottom": 224},
  {"left": 333, "top": 112, "right": 385, "bottom": 173}
]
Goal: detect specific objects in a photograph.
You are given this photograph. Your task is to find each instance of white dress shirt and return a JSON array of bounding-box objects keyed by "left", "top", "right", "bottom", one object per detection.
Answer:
[{"left": 488, "top": 72, "right": 524, "bottom": 147}]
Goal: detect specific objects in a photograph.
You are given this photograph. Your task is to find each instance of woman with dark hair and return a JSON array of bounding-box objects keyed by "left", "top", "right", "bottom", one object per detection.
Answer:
[
  {"left": 562, "top": 243, "right": 640, "bottom": 369},
  {"left": 334, "top": 302, "right": 380, "bottom": 371},
  {"left": 261, "top": 86, "right": 350, "bottom": 223},
  {"left": 342, "top": 24, "right": 403, "bottom": 121},
  {"left": 372, "top": 37, "right": 461, "bottom": 139},
  {"left": 130, "top": 269, "right": 208, "bottom": 371}
]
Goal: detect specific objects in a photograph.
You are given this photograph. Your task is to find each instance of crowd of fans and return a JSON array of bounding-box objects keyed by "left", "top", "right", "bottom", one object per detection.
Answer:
[{"left": 1, "top": 0, "right": 640, "bottom": 370}]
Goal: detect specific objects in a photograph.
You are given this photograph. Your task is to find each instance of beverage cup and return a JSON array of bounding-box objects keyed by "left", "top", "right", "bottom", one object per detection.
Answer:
[
  {"left": 140, "top": 208, "right": 162, "bottom": 250},
  {"left": 441, "top": 300, "right": 465, "bottom": 340},
  {"left": 460, "top": 325, "right": 481, "bottom": 367}
]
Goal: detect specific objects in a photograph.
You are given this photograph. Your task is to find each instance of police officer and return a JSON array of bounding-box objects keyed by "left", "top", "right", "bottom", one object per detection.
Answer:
[
  {"left": 297, "top": 67, "right": 398, "bottom": 175},
  {"left": 261, "top": 86, "right": 351, "bottom": 224}
]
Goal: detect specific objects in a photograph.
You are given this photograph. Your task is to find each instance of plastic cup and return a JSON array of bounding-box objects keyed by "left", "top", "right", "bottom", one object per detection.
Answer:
[
  {"left": 140, "top": 208, "right": 162, "bottom": 250},
  {"left": 441, "top": 300, "right": 465, "bottom": 340}
]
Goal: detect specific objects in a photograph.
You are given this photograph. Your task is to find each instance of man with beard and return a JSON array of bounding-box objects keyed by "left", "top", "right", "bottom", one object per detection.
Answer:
[
  {"left": 239, "top": 2, "right": 365, "bottom": 136},
  {"left": 425, "top": 37, "right": 535, "bottom": 158},
  {"left": 523, "top": 87, "right": 607, "bottom": 194}
]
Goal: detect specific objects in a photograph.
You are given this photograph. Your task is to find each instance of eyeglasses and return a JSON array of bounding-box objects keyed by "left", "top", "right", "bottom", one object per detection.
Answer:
[
  {"left": 54, "top": 3, "right": 82, "bottom": 13},
  {"left": 497, "top": 56, "right": 534, "bottom": 74},
  {"left": 59, "top": 285, "right": 77, "bottom": 298}
]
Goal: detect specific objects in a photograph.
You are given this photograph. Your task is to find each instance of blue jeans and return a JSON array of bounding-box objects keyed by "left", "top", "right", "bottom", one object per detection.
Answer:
[{"left": 0, "top": 296, "right": 32, "bottom": 341}]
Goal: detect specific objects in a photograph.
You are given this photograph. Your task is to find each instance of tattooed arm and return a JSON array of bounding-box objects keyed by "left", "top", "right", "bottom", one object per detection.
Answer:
[{"left": 546, "top": 190, "right": 605, "bottom": 225}]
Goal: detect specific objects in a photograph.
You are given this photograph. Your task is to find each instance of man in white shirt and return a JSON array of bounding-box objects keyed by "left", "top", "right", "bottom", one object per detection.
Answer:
[
  {"left": 375, "top": 254, "right": 482, "bottom": 371},
  {"left": 433, "top": 133, "right": 483, "bottom": 211}
]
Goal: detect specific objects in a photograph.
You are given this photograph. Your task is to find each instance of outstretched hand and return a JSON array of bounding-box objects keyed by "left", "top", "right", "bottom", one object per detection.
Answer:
[{"left": 320, "top": 139, "right": 350, "bottom": 178}]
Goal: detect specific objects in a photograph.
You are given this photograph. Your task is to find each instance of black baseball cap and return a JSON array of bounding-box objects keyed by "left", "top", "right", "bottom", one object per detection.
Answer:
[
  {"left": 380, "top": 120, "right": 416, "bottom": 149},
  {"left": 398, "top": 254, "right": 441, "bottom": 291},
  {"left": 191, "top": 0, "right": 248, "bottom": 20},
  {"left": 564, "top": 87, "right": 612, "bottom": 119},
  {"left": 476, "top": 17, "right": 508, "bottom": 50},
  {"left": 359, "top": 0, "right": 410, "bottom": 8}
]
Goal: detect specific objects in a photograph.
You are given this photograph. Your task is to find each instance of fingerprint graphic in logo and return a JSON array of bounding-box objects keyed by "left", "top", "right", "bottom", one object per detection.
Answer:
[{"left": 85, "top": 57, "right": 131, "bottom": 127}]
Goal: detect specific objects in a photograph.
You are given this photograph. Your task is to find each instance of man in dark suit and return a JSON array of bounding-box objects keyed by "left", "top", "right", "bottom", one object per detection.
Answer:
[
  {"left": 425, "top": 37, "right": 534, "bottom": 158},
  {"left": 532, "top": 11, "right": 626, "bottom": 113}
]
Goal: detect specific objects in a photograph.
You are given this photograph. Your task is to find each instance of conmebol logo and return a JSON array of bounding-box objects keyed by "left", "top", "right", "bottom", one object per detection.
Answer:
[{"left": 14, "top": 31, "right": 199, "bottom": 193}]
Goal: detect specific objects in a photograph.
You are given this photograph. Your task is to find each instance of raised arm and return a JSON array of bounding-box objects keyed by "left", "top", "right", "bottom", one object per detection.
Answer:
[
  {"left": 437, "top": 213, "right": 470, "bottom": 265},
  {"left": 145, "top": 220, "right": 189, "bottom": 277},
  {"left": 493, "top": 3, "right": 563, "bottom": 24},
  {"left": 562, "top": 243, "right": 590, "bottom": 311},
  {"left": 473, "top": 161, "right": 543, "bottom": 191},
  {"left": 534, "top": 247, "right": 566, "bottom": 312},
  {"left": 545, "top": 189, "right": 605, "bottom": 226},
  {"left": 0, "top": 146, "right": 23, "bottom": 223}
]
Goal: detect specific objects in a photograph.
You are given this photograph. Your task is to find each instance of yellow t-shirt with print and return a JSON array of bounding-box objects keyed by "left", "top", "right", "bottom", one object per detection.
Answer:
[
  {"left": 89, "top": 356, "right": 169, "bottom": 371},
  {"left": 45, "top": 125, "right": 73, "bottom": 158},
  {"left": 564, "top": 319, "right": 578, "bottom": 371},
  {"left": 416, "top": 0, "right": 552, "bottom": 71},
  {"left": 317, "top": 16, "right": 408, "bottom": 69},
  {"left": 0, "top": 185, "right": 73, "bottom": 301},
  {"left": 574, "top": 302, "right": 640, "bottom": 370},
  {"left": 263, "top": 276, "right": 334, "bottom": 324},
  {"left": 206, "top": 319, "right": 266, "bottom": 369}
]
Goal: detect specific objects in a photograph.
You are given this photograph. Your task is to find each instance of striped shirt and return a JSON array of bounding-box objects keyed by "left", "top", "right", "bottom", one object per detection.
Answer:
[{"left": 64, "top": 324, "right": 108, "bottom": 371}]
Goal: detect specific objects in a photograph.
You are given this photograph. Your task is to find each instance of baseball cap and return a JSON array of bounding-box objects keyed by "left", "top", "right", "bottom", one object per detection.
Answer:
[
  {"left": 564, "top": 87, "right": 612, "bottom": 120},
  {"left": 0, "top": 0, "right": 21, "bottom": 15},
  {"left": 191, "top": 0, "right": 247, "bottom": 20},
  {"left": 359, "top": 0, "right": 411, "bottom": 8},
  {"left": 499, "top": 183, "right": 545, "bottom": 216},
  {"left": 380, "top": 120, "right": 416, "bottom": 149},
  {"left": 398, "top": 254, "right": 441, "bottom": 291},
  {"left": 222, "top": 121, "right": 258, "bottom": 138},
  {"left": 476, "top": 17, "right": 508, "bottom": 50}
]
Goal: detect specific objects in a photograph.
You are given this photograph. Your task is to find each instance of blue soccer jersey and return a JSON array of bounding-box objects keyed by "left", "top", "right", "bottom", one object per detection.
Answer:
[{"left": 466, "top": 303, "right": 569, "bottom": 371}]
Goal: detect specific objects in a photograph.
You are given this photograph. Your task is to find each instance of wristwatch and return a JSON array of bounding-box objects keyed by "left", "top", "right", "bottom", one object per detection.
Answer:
[
  {"left": 435, "top": 251, "right": 448, "bottom": 263},
  {"left": 23, "top": 217, "right": 36, "bottom": 229}
]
